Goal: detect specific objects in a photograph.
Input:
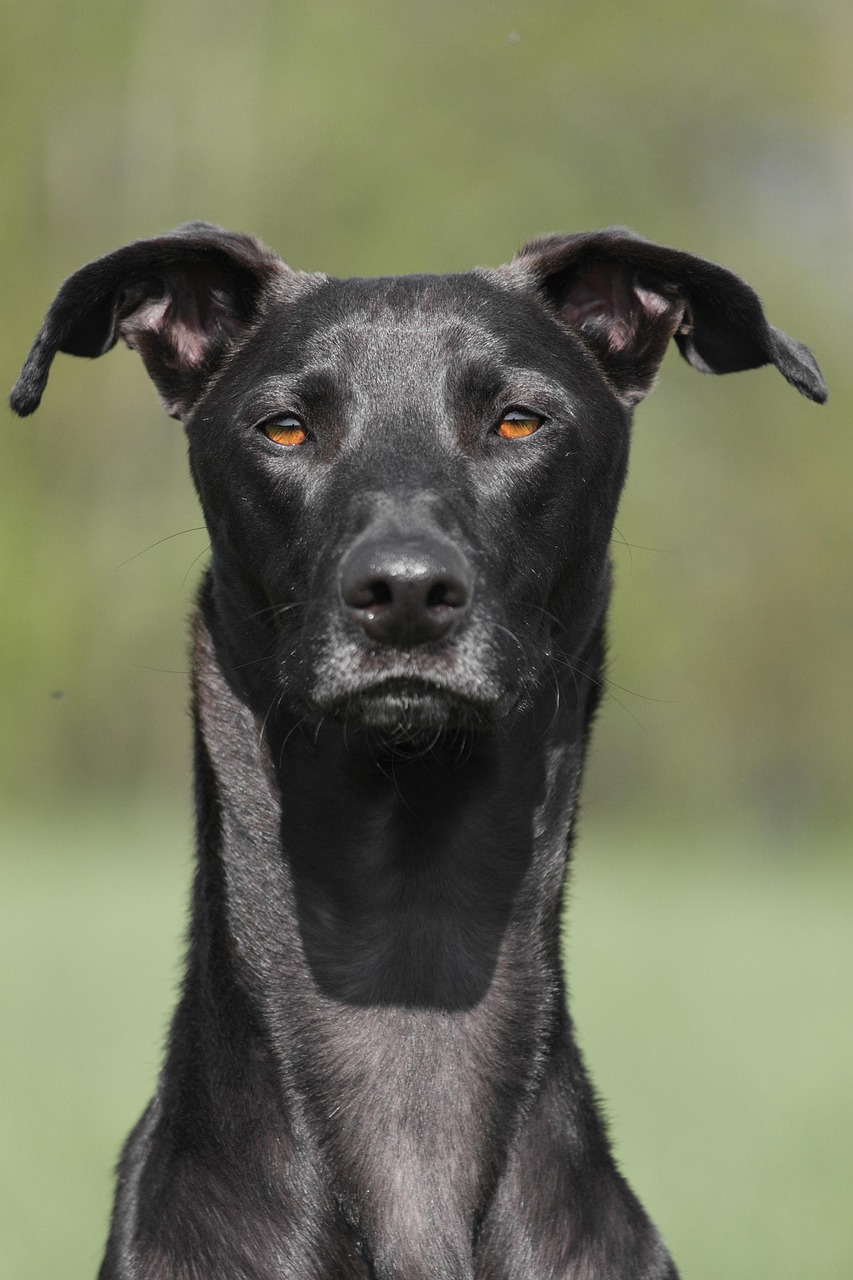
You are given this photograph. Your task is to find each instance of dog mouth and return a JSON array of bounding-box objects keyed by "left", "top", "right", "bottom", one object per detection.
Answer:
[{"left": 318, "top": 676, "right": 508, "bottom": 734}]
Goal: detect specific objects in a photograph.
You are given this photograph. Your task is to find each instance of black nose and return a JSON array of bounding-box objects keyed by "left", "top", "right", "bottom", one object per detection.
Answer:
[{"left": 339, "top": 537, "right": 473, "bottom": 646}]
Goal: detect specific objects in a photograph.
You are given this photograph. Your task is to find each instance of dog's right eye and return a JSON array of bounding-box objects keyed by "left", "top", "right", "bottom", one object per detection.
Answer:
[
  {"left": 261, "top": 415, "right": 308, "bottom": 447},
  {"left": 495, "top": 410, "right": 543, "bottom": 440}
]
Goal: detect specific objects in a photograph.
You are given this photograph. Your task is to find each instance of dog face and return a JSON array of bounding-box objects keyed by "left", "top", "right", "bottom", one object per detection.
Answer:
[
  {"left": 11, "top": 223, "right": 826, "bottom": 733},
  {"left": 184, "top": 269, "right": 628, "bottom": 731}
]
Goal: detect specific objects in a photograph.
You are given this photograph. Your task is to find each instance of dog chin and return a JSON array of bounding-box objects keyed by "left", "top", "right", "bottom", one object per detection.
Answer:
[{"left": 320, "top": 678, "right": 505, "bottom": 736}]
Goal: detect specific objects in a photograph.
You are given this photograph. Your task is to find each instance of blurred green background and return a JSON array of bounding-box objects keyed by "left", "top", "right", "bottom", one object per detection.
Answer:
[{"left": 1, "top": 2, "right": 851, "bottom": 1277}]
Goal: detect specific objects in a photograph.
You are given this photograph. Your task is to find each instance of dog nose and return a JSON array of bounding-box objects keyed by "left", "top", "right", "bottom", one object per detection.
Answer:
[{"left": 339, "top": 538, "right": 473, "bottom": 646}]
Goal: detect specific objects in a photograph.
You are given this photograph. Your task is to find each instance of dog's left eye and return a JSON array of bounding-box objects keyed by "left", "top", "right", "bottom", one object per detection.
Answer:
[
  {"left": 496, "top": 410, "right": 543, "bottom": 440},
  {"left": 261, "top": 415, "right": 308, "bottom": 447}
]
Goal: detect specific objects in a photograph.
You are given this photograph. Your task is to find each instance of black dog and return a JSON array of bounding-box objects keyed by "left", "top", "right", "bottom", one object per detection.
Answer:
[{"left": 12, "top": 225, "right": 825, "bottom": 1279}]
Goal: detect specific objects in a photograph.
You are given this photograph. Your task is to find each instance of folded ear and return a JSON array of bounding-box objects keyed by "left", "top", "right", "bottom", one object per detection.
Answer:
[
  {"left": 10, "top": 222, "right": 286, "bottom": 420},
  {"left": 513, "top": 227, "right": 827, "bottom": 407}
]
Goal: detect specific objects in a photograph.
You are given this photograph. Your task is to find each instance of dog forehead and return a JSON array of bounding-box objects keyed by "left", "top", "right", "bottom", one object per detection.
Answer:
[
  {"left": 239, "top": 268, "right": 567, "bottom": 414},
  {"left": 283, "top": 273, "right": 510, "bottom": 370}
]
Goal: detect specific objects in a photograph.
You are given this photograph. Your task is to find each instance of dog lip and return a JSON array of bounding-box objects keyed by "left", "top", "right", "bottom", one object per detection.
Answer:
[
  {"left": 315, "top": 675, "right": 512, "bottom": 727},
  {"left": 317, "top": 674, "right": 473, "bottom": 708}
]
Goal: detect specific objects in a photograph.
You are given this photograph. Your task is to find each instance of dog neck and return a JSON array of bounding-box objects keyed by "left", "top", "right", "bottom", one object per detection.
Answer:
[
  {"left": 182, "top": 581, "right": 599, "bottom": 1277},
  {"left": 193, "top": 578, "right": 591, "bottom": 1011}
]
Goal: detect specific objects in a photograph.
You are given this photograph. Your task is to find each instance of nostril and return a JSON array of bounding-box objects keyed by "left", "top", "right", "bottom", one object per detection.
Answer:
[
  {"left": 425, "top": 580, "right": 467, "bottom": 611},
  {"left": 368, "top": 579, "right": 393, "bottom": 609},
  {"left": 347, "top": 578, "right": 393, "bottom": 611}
]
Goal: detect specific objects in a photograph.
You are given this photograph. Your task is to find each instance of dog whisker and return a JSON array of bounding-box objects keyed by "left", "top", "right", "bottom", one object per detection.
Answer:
[{"left": 110, "top": 526, "right": 208, "bottom": 572}]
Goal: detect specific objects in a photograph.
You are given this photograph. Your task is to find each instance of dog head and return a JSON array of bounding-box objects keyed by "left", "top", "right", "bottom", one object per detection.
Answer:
[{"left": 12, "top": 224, "right": 826, "bottom": 735}]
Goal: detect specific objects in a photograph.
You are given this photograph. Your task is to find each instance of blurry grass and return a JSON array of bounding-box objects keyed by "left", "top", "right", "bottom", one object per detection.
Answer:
[
  {"left": 568, "top": 831, "right": 853, "bottom": 1279},
  {"left": 1, "top": 810, "right": 851, "bottom": 1279},
  {"left": 0, "top": 807, "right": 191, "bottom": 1280}
]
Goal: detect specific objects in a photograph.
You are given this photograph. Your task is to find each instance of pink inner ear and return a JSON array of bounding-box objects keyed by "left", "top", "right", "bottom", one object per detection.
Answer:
[
  {"left": 560, "top": 262, "right": 626, "bottom": 321},
  {"left": 559, "top": 262, "right": 638, "bottom": 352},
  {"left": 167, "top": 291, "right": 210, "bottom": 368},
  {"left": 120, "top": 289, "right": 210, "bottom": 369},
  {"left": 559, "top": 262, "right": 678, "bottom": 356}
]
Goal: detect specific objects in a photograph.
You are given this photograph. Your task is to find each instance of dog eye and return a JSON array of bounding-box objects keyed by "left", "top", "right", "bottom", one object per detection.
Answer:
[
  {"left": 496, "top": 410, "right": 543, "bottom": 440},
  {"left": 261, "top": 415, "right": 308, "bottom": 447}
]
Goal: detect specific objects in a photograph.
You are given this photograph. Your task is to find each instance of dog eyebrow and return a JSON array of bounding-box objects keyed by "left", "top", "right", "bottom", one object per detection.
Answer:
[
  {"left": 446, "top": 359, "right": 575, "bottom": 417},
  {"left": 502, "top": 368, "right": 577, "bottom": 410},
  {"left": 240, "top": 368, "right": 346, "bottom": 419}
]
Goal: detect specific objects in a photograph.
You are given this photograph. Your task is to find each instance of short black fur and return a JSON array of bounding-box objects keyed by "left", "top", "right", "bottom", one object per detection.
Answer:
[{"left": 11, "top": 224, "right": 826, "bottom": 1280}]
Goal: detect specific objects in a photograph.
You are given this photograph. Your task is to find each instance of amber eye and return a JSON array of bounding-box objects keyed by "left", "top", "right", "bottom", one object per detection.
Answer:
[
  {"left": 496, "top": 410, "right": 543, "bottom": 440},
  {"left": 262, "top": 415, "right": 308, "bottom": 447}
]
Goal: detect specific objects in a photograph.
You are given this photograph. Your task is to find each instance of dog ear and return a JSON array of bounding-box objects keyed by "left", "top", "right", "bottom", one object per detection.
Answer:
[
  {"left": 513, "top": 227, "right": 827, "bottom": 407},
  {"left": 10, "top": 222, "right": 286, "bottom": 420}
]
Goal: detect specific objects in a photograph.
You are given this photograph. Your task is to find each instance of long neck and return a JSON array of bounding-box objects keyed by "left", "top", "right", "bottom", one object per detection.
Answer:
[
  {"left": 182, "top": 586, "right": 599, "bottom": 1279},
  {"left": 193, "top": 588, "right": 593, "bottom": 1007}
]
